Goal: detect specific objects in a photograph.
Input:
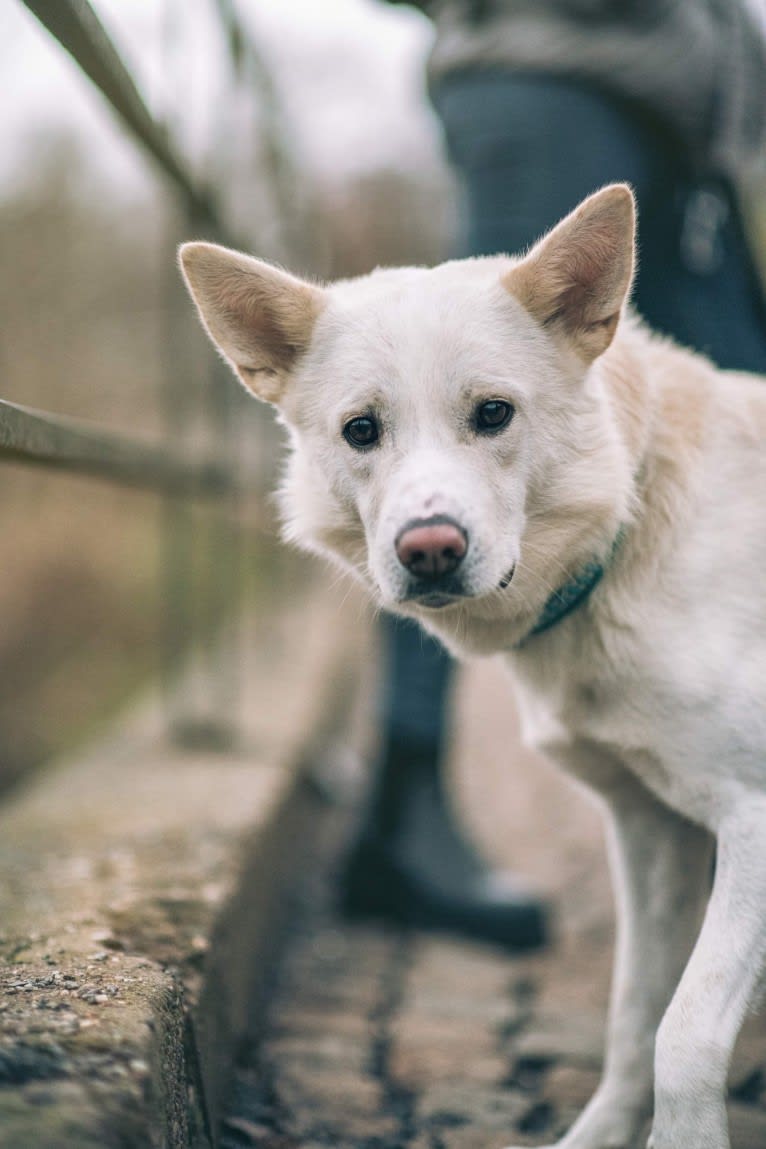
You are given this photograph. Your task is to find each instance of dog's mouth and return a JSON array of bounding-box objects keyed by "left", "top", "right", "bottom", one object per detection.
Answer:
[
  {"left": 399, "top": 572, "right": 472, "bottom": 609},
  {"left": 399, "top": 564, "right": 516, "bottom": 609},
  {"left": 411, "top": 591, "right": 462, "bottom": 610}
]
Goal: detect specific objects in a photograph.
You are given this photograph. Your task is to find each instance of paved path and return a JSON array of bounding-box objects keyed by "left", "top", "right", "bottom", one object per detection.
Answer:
[{"left": 221, "top": 660, "right": 766, "bottom": 1149}]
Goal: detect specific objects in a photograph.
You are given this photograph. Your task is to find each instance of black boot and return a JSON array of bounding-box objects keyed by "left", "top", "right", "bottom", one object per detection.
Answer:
[
  {"left": 339, "top": 618, "right": 549, "bottom": 950},
  {"left": 340, "top": 740, "right": 549, "bottom": 950}
]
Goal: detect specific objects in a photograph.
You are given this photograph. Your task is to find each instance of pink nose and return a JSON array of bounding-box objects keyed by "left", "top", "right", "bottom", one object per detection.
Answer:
[{"left": 395, "top": 516, "right": 468, "bottom": 579}]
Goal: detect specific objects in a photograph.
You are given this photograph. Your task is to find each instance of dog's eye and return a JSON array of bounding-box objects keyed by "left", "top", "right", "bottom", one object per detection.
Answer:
[
  {"left": 343, "top": 415, "right": 379, "bottom": 449},
  {"left": 475, "top": 399, "right": 514, "bottom": 433}
]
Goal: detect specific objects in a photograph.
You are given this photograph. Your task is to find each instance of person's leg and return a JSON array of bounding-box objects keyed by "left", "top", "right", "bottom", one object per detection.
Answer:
[
  {"left": 635, "top": 175, "right": 766, "bottom": 372},
  {"left": 433, "top": 72, "right": 669, "bottom": 257},
  {"left": 435, "top": 71, "right": 766, "bottom": 370},
  {"left": 342, "top": 614, "right": 548, "bottom": 949}
]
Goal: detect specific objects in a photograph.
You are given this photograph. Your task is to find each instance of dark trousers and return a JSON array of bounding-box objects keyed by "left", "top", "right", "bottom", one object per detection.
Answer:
[{"left": 384, "top": 71, "right": 766, "bottom": 748}]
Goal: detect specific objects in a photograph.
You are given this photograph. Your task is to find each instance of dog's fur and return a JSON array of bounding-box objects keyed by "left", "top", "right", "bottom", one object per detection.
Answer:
[{"left": 180, "top": 185, "right": 766, "bottom": 1149}]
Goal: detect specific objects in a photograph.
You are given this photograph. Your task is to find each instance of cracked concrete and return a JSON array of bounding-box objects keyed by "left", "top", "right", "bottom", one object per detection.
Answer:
[{"left": 0, "top": 577, "right": 369, "bottom": 1149}]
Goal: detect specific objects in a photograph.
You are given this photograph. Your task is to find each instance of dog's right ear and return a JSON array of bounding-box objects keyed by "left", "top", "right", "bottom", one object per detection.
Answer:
[{"left": 179, "top": 242, "right": 325, "bottom": 404}]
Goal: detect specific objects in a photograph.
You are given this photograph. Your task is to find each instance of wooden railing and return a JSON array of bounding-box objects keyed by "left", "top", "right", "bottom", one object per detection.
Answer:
[{"left": 5, "top": 0, "right": 285, "bottom": 748}]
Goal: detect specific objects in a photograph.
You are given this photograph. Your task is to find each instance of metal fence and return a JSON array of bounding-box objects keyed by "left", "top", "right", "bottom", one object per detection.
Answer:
[{"left": 4, "top": 0, "right": 281, "bottom": 749}]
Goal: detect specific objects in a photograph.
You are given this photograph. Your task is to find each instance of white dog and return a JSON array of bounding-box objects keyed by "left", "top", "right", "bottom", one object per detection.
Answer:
[{"left": 180, "top": 184, "right": 766, "bottom": 1149}]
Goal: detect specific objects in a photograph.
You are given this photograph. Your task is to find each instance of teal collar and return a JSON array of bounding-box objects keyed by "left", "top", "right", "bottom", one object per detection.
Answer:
[{"left": 516, "top": 526, "right": 626, "bottom": 648}]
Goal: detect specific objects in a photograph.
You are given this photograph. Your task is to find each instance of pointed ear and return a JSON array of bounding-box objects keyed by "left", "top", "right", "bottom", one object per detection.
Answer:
[
  {"left": 179, "top": 242, "right": 326, "bottom": 403},
  {"left": 503, "top": 184, "right": 635, "bottom": 362}
]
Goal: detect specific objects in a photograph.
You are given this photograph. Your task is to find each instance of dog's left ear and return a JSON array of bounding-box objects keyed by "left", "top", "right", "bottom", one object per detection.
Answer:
[
  {"left": 503, "top": 184, "right": 635, "bottom": 363},
  {"left": 179, "top": 242, "right": 325, "bottom": 404}
]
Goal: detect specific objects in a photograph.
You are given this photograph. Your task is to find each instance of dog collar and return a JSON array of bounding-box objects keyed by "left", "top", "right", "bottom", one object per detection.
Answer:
[{"left": 516, "top": 526, "right": 626, "bottom": 648}]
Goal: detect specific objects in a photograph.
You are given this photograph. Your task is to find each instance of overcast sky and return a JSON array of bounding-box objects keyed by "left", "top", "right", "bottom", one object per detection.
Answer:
[{"left": 2, "top": 0, "right": 439, "bottom": 201}]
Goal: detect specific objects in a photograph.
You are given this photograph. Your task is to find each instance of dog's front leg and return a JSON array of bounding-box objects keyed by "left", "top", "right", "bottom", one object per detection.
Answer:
[
  {"left": 560, "top": 774, "right": 711, "bottom": 1149},
  {"left": 504, "top": 766, "right": 712, "bottom": 1149},
  {"left": 650, "top": 798, "right": 766, "bottom": 1149}
]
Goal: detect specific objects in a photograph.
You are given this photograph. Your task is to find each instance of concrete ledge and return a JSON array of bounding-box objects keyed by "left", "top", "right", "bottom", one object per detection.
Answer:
[{"left": 0, "top": 577, "right": 369, "bottom": 1148}]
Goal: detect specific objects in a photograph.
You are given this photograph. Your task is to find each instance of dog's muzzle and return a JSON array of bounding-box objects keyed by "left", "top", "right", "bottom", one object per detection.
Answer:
[{"left": 394, "top": 515, "right": 469, "bottom": 606}]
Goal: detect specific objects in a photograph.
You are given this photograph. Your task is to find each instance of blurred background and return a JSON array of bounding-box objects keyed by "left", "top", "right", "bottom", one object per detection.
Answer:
[{"left": 0, "top": 0, "right": 456, "bottom": 792}]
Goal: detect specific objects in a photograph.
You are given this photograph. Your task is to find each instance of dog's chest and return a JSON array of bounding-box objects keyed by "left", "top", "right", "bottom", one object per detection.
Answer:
[{"left": 506, "top": 638, "right": 761, "bottom": 829}]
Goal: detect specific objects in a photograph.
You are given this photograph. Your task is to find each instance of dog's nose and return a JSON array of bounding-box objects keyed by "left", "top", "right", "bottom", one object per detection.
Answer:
[{"left": 395, "top": 516, "right": 468, "bottom": 579}]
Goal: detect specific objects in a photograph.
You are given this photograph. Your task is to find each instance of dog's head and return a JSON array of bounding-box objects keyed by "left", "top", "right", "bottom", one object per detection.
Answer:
[{"left": 180, "top": 185, "right": 637, "bottom": 649}]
